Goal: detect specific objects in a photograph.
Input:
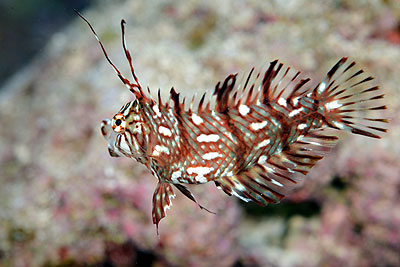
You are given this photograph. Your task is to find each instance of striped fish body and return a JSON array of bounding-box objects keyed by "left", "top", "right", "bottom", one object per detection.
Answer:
[
  {"left": 102, "top": 89, "right": 320, "bottom": 184},
  {"left": 77, "top": 11, "right": 387, "bottom": 232}
]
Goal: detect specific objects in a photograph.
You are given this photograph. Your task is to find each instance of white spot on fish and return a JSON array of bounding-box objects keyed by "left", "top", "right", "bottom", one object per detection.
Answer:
[
  {"left": 171, "top": 170, "right": 181, "bottom": 183},
  {"left": 278, "top": 97, "right": 287, "bottom": 107},
  {"left": 298, "top": 123, "right": 307, "bottom": 130},
  {"left": 202, "top": 152, "right": 222, "bottom": 160},
  {"left": 239, "top": 105, "right": 250, "bottom": 116},
  {"left": 256, "top": 139, "right": 270, "bottom": 149},
  {"left": 187, "top": 166, "right": 214, "bottom": 183},
  {"left": 288, "top": 107, "right": 304, "bottom": 117},
  {"left": 326, "top": 100, "right": 342, "bottom": 110},
  {"left": 159, "top": 126, "right": 172, "bottom": 137},
  {"left": 197, "top": 134, "right": 220, "bottom": 142},
  {"left": 250, "top": 121, "right": 268, "bottom": 130},
  {"left": 152, "top": 104, "right": 162, "bottom": 117},
  {"left": 152, "top": 145, "right": 170, "bottom": 156},
  {"left": 191, "top": 113, "right": 204, "bottom": 125},
  {"left": 271, "top": 179, "right": 283, "bottom": 187}
]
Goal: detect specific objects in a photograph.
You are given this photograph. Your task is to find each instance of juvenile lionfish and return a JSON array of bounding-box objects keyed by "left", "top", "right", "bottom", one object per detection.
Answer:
[{"left": 76, "top": 11, "right": 387, "bottom": 231}]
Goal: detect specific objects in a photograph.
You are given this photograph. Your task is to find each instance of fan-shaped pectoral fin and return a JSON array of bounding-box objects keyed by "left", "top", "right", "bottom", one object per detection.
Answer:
[
  {"left": 215, "top": 129, "right": 339, "bottom": 206},
  {"left": 173, "top": 184, "right": 216, "bottom": 214},
  {"left": 152, "top": 182, "right": 176, "bottom": 234}
]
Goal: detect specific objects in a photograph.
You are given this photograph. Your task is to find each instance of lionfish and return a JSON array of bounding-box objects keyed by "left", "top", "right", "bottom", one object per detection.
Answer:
[{"left": 76, "top": 11, "right": 387, "bottom": 232}]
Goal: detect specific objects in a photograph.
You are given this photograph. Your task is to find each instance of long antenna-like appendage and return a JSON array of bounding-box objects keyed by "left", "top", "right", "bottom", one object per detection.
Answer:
[
  {"left": 74, "top": 9, "right": 143, "bottom": 99},
  {"left": 121, "top": 20, "right": 142, "bottom": 91}
]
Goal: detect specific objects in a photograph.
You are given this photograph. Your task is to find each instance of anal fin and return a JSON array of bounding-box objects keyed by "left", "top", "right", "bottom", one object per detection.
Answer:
[{"left": 215, "top": 129, "right": 338, "bottom": 205}]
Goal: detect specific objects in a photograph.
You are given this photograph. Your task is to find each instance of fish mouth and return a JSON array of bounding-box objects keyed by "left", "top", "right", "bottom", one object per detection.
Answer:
[
  {"left": 101, "top": 119, "right": 122, "bottom": 157},
  {"left": 100, "top": 119, "right": 112, "bottom": 137}
]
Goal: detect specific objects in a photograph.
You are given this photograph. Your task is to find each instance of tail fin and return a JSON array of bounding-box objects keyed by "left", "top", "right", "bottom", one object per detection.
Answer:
[{"left": 315, "top": 57, "right": 388, "bottom": 138}]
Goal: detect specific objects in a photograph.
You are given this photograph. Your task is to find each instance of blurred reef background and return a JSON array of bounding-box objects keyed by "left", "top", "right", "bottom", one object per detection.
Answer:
[{"left": 0, "top": 0, "right": 399, "bottom": 266}]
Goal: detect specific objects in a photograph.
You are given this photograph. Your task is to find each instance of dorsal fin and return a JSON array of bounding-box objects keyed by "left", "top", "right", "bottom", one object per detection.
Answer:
[
  {"left": 78, "top": 10, "right": 318, "bottom": 113},
  {"left": 213, "top": 74, "right": 237, "bottom": 113},
  {"left": 197, "top": 92, "right": 207, "bottom": 113},
  {"left": 191, "top": 60, "right": 313, "bottom": 114},
  {"left": 261, "top": 59, "right": 280, "bottom": 102},
  {"left": 238, "top": 60, "right": 311, "bottom": 108},
  {"left": 157, "top": 88, "right": 162, "bottom": 106},
  {"left": 170, "top": 87, "right": 182, "bottom": 115}
]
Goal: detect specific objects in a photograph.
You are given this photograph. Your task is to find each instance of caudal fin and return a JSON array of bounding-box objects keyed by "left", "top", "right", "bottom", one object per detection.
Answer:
[{"left": 315, "top": 57, "right": 388, "bottom": 138}]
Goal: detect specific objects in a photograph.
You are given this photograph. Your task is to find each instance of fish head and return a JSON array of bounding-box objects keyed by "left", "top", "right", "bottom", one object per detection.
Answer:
[{"left": 101, "top": 100, "right": 149, "bottom": 161}]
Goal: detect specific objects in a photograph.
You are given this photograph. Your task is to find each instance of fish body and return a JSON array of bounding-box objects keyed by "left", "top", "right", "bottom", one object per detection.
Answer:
[{"left": 77, "top": 11, "right": 387, "bottom": 231}]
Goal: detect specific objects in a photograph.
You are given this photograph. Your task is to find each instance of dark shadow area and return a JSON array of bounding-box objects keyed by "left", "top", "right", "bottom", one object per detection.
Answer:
[
  {"left": 240, "top": 199, "right": 321, "bottom": 219},
  {"left": 101, "top": 241, "right": 157, "bottom": 267},
  {"left": 0, "top": 0, "right": 91, "bottom": 87},
  {"left": 329, "top": 175, "right": 349, "bottom": 191}
]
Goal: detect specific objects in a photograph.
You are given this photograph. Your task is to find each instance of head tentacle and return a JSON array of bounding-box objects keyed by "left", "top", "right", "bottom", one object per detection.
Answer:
[
  {"left": 120, "top": 19, "right": 144, "bottom": 97},
  {"left": 74, "top": 10, "right": 145, "bottom": 100}
]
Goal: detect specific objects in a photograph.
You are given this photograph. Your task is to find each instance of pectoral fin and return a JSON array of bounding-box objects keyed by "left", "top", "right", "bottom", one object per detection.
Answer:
[{"left": 215, "top": 129, "right": 338, "bottom": 205}]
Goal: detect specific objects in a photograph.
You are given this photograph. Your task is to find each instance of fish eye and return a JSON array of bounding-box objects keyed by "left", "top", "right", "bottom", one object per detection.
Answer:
[{"left": 112, "top": 114, "right": 126, "bottom": 133}]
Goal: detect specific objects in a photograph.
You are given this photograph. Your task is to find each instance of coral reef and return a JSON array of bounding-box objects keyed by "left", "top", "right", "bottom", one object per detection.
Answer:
[{"left": 0, "top": 0, "right": 399, "bottom": 266}]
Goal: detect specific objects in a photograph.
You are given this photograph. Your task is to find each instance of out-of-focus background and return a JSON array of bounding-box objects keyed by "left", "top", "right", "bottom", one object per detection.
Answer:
[{"left": 0, "top": 0, "right": 399, "bottom": 266}]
